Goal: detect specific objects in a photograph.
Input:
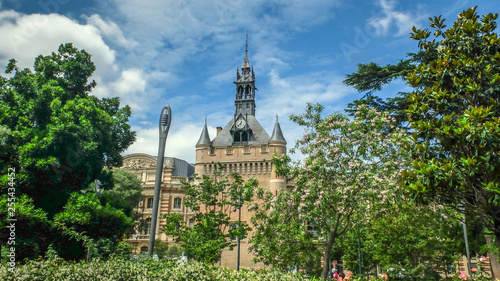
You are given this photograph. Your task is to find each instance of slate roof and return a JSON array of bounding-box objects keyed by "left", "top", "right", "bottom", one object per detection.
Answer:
[
  {"left": 269, "top": 116, "right": 286, "bottom": 145},
  {"left": 195, "top": 122, "right": 212, "bottom": 147},
  {"left": 211, "top": 115, "right": 271, "bottom": 147}
]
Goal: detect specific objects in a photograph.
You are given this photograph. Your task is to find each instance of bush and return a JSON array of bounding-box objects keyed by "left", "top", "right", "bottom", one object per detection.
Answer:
[{"left": 0, "top": 258, "right": 324, "bottom": 280}]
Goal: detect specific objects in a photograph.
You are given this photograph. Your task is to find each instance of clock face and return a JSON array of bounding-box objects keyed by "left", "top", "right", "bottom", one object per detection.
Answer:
[{"left": 236, "top": 119, "right": 246, "bottom": 129}]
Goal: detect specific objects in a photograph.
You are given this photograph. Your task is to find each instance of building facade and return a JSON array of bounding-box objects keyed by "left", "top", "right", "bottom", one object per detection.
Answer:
[
  {"left": 122, "top": 153, "right": 195, "bottom": 253},
  {"left": 123, "top": 40, "right": 287, "bottom": 268},
  {"left": 194, "top": 40, "right": 287, "bottom": 268}
]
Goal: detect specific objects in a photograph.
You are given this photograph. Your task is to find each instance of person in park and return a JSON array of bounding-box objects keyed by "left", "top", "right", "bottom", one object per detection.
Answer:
[
  {"left": 332, "top": 268, "right": 339, "bottom": 279},
  {"left": 337, "top": 272, "right": 345, "bottom": 281}
]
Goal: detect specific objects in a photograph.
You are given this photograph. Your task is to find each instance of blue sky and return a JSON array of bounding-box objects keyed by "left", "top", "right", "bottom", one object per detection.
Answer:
[{"left": 0, "top": 0, "right": 497, "bottom": 162}]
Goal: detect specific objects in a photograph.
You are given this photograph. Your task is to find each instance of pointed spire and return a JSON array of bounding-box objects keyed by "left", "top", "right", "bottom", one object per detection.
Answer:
[
  {"left": 242, "top": 32, "right": 250, "bottom": 69},
  {"left": 196, "top": 118, "right": 212, "bottom": 148},
  {"left": 269, "top": 114, "right": 286, "bottom": 145}
]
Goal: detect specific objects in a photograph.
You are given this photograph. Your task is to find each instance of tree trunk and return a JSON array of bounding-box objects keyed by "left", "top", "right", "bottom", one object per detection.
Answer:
[{"left": 321, "top": 230, "right": 337, "bottom": 279}]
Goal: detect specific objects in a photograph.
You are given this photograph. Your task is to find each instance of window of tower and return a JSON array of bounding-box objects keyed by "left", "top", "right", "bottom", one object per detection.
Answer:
[
  {"left": 234, "top": 132, "right": 241, "bottom": 142},
  {"left": 245, "top": 85, "right": 251, "bottom": 98},
  {"left": 237, "top": 86, "right": 243, "bottom": 99},
  {"left": 242, "top": 132, "right": 248, "bottom": 142}
]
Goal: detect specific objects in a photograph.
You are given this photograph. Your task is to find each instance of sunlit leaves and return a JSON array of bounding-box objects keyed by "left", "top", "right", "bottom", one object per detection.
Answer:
[{"left": 403, "top": 6, "right": 500, "bottom": 240}]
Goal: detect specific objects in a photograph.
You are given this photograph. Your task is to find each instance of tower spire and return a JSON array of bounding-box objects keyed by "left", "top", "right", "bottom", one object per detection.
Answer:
[{"left": 242, "top": 32, "right": 250, "bottom": 70}]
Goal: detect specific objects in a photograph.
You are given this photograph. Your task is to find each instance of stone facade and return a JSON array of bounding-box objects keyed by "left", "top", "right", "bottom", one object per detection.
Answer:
[{"left": 122, "top": 153, "right": 195, "bottom": 253}]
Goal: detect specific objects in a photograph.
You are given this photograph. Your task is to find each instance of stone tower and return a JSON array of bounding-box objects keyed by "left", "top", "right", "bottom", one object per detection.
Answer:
[
  {"left": 194, "top": 37, "right": 287, "bottom": 268},
  {"left": 195, "top": 36, "right": 287, "bottom": 194}
]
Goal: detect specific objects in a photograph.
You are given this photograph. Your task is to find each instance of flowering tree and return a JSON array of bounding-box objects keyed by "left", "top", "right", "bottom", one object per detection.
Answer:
[{"left": 250, "top": 103, "right": 411, "bottom": 279}]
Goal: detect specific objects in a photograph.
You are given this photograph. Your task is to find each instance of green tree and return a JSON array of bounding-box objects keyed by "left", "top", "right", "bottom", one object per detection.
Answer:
[
  {"left": 343, "top": 56, "right": 421, "bottom": 127},
  {"left": 252, "top": 103, "right": 411, "bottom": 279},
  {"left": 0, "top": 44, "right": 136, "bottom": 260},
  {"left": 97, "top": 169, "right": 144, "bottom": 223},
  {"left": 52, "top": 192, "right": 134, "bottom": 260},
  {"left": 0, "top": 195, "right": 51, "bottom": 261},
  {"left": 250, "top": 187, "right": 323, "bottom": 275},
  {"left": 401, "top": 7, "right": 500, "bottom": 246},
  {"left": 162, "top": 166, "right": 257, "bottom": 264},
  {"left": 0, "top": 43, "right": 136, "bottom": 218},
  {"left": 338, "top": 202, "right": 477, "bottom": 280}
]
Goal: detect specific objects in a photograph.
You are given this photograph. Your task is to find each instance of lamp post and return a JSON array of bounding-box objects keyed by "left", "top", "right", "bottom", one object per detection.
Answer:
[
  {"left": 459, "top": 203, "right": 472, "bottom": 274},
  {"left": 148, "top": 105, "right": 171, "bottom": 256},
  {"left": 86, "top": 179, "right": 102, "bottom": 262},
  {"left": 357, "top": 226, "right": 362, "bottom": 276},
  {"left": 234, "top": 192, "right": 242, "bottom": 271}
]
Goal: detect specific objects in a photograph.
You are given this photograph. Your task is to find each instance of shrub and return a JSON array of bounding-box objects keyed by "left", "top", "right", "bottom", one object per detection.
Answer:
[{"left": 0, "top": 258, "right": 323, "bottom": 280}]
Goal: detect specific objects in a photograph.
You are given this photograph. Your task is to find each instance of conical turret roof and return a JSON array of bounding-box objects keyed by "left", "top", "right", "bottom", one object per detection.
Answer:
[
  {"left": 269, "top": 115, "right": 286, "bottom": 145},
  {"left": 196, "top": 120, "right": 212, "bottom": 148}
]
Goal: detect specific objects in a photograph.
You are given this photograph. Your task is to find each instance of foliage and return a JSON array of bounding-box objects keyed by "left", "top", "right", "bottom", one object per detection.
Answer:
[
  {"left": 98, "top": 169, "right": 144, "bottom": 219},
  {"left": 0, "top": 43, "right": 136, "bottom": 217},
  {"left": 162, "top": 166, "right": 257, "bottom": 264},
  {"left": 251, "top": 103, "right": 411, "bottom": 279},
  {"left": 52, "top": 192, "right": 134, "bottom": 260},
  {"left": 0, "top": 258, "right": 323, "bottom": 280},
  {"left": 110, "top": 239, "right": 135, "bottom": 260},
  {"left": 0, "top": 43, "right": 137, "bottom": 261},
  {"left": 0, "top": 195, "right": 51, "bottom": 260},
  {"left": 341, "top": 203, "right": 468, "bottom": 273},
  {"left": 401, "top": 7, "right": 500, "bottom": 245},
  {"left": 249, "top": 187, "right": 323, "bottom": 275},
  {"left": 343, "top": 53, "right": 427, "bottom": 127}
]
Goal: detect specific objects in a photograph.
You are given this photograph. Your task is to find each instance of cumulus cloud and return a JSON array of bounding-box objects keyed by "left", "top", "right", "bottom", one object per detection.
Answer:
[
  {"left": 254, "top": 69, "right": 353, "bottom": 160},
  {"left": 85, "top": 14, "right": 137, "bottom": 48},
  {"left": 0, "top": 11, "right": 116, "bottom": 77},
  {"left": 125, "top": 122, "right": 217, "bottom": 163},
  {"left": 92, "top": 68, "right": 149, "bottom": 112},
  {"left": 367, "top": 0, "right": 423, "bottom": 37}
]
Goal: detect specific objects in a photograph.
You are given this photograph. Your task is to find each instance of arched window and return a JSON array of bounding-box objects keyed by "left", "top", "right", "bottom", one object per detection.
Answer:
[
  {"left": 237, "top": 86, "right": 243, "bottom": 99},
  {"left": 140, "top": 246, "right": 148, "bottom": 253},
  {"left": 146, "top": 198, "right": 153, "bottom": 209},
  {"left": 173, "top": 198, "right": 182, "bottom": 209},
  {"left": 245, "top": 85, "right": 251, "bottom": 98},
  {"left": 145, "top": 218, "right": 152, "bottom": 235},
  {"left": 230, "top": 224, "right": 238, "bottom": 241}
]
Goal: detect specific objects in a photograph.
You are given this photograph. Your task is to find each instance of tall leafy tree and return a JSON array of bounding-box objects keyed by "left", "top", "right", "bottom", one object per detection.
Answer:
[
  {"left": 402, "top": 7, "right": 500, "bottom": 246},
  {"left": 337, "top": 202, "right": 477, "bottom": 280},
  {"left": 249, "top": 187, "right": 324, "bottom": 276},
  {"left": 0, "top": 43, "right": 136, "bottom": 217},
  {"left": 0, "top": 44, "right": 136, "bottom": 260},
  {"left": 162, "top": 166, "right": 257, "bottom": 264},
  {"left": 252, "top": 103, "right": 411, "bottom": 279}
]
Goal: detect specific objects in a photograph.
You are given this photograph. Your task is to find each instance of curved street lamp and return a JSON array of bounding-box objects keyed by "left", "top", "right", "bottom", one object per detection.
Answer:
[{"left": 148, "top": 105, "right": 172, "bottom": 256}]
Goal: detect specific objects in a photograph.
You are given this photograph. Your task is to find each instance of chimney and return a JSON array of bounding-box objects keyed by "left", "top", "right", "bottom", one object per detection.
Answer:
[{"left": 216, "top": 126, "right": 223, "bottom": 135}]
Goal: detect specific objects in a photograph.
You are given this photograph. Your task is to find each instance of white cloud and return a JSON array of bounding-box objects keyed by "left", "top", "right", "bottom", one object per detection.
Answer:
[
  {"left": 85, "top": 14, "right": 137, "bottom": 48},
  {"left": 259, "top": 69, "right": 351, "bottom": 119},
  {"left": 255, "top": 69, "right": 353, "bottom": 160},
  {"left": 125, "top": 122, "right": 217, "bottom": 163},
  {"left": 367, "top": 0, "right": 422, "bottom": 37},
  {"left": 0, "top": 11, "right": 116, "bottom": 78}
]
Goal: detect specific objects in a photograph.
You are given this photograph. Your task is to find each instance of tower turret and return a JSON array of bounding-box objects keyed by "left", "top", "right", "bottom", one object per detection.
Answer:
[{"left": 234, "top": 33, "right": 256, "bottom": 116}]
